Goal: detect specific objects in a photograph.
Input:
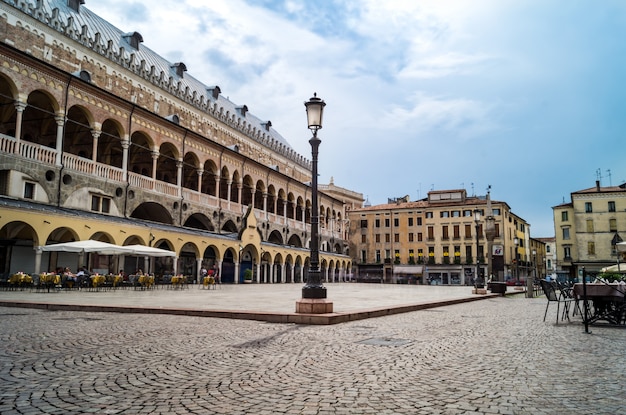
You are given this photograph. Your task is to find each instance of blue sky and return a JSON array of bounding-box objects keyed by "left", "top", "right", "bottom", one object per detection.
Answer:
[{"left": 87, "top": 0, "right": 626, "bottom": 237}]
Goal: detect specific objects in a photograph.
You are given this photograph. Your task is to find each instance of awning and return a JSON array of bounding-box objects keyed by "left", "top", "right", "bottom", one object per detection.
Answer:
[
  {"left": 124, "top": 244, "right": 177, "bottom": 257},
  {"left": 393, "top": 265, "right": 423, "bottom": 275},
  {"left": 40, "top": 240, "right": 133, "bottom": 255}
]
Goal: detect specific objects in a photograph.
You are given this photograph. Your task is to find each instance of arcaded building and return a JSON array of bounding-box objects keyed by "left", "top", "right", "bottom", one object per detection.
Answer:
[{"left": 0, "top": 0, "right": 355, "bottom": 283}]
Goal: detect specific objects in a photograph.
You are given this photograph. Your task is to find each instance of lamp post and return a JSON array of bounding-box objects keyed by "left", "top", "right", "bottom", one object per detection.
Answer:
[
  {"left": 514, "top": 236, "right": 519, "bottom": 285},
  {"left": 473, "top": 209, "right": 482, "bottom": 288},
  {"left": 302, "top": 93, "right": 327, "bottom": 300}
]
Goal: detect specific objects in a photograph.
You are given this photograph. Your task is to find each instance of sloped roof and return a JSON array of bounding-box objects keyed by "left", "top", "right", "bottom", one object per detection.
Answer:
[{"left": 3, "top": 0, "right": 298, "bottom": 157}]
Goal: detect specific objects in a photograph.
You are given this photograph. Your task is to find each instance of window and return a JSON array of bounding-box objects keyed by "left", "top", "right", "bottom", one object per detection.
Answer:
[
  {"left": 452, "top": 210, "right": 460, "bottom": 217},
  {"left": 546, "top": 245, "right": 551, "bottom": 253},
  {"left": 453, "top": 225, "right": 460, "bottom": 239},
  {"left": 360, "top": 219, "right": 368, "bottom": 228},
  {"left": 385, "top": 218, "right": 390, "bottom": 227},
  {"left": 361, "top": 250, "right": 367, "bottom": 263},
  {"left": 394, "top": 218, "right": 399, "bottom": 227},
  {"left": 361, "top": 234, "right": 367, "bottom": 243},
  {"left": 547, "top": 259, "right": 552, "bottom": 269},
  {"left": 465, "top": 245, "right": 472, "bottom": 260},
  {"left": 91, "top": 195, "right": 111, "bottom": 213},
  {"left": 610, "top": 219, "right": 617, "bottom": 232},
  {"left": 408, "top": 233, "right": 414, "bottom": 242},
  {"left": 442, "top": 225, "right": 449, "bottom": 239},
  {"left": 493, "top": 208, "right": 501, "bottom": 215},
  {"left": 427, "top": 226, "right": 434, "bottom": 240},
  {"left": 495, "top": 223, "right": 500, "bottom": 237},
  {"left": 463, "top": 210, "right": 472, "bottom": 217},
  {"left": 588, "top": 242, "right": 595, "bottom": 255},
  {"left": 465, "top": 224, "right": 472, "bottom": 238},
  {"left": 375, "top": 219, "right": 380, "bottom": 228},
  {"left": 24, "top": 182, "right": 35, "bottom": 199},
  {"left": 562, "top": 227, "right": 570, "bottom": 240},
  {"left": 585, "top": 202, "right": 592, "bottom": 213},
  {"left": 394, "top": 250, "right": 400, "bottom": 261},
  {"left": 394, "top": 233, "right": 400, "bottom": 243},
  {"left": 564, "top": 246, "right": 571, "bottom": 259},
  {"left": 385, "top": 249, "right": 391, "bottom": 259},
  {"left": 425, "top": 212, "right": 433, "bottom": 219},
  {"left": 375, "top": 250, "right": 381, "bottom": 262},
  {"left": 408, "top": 217, "right": 414, "bottom": 227},
  {"left": 609, "top": 201, "right": 616, "bottom": 212},
  {"left": 440, "top": 211, "right": 449, "bottom": 218},
  {"left": 586, "top": 220, "right": 594, "bottom": 233},
  {"left": 417, "top": 232, "right": 423, "bottom": 241},
  {"left": 375, "top": 234, "right": 381, "bottom": 243},
  {"left": 561, "top": 211, "right": 569, "bottom": 221},
  {"left": 385, "top": 234, "right": 391, "bottom": 243},
  {"left": 416, "top": 217, "right": 422, "bottom": 226}
]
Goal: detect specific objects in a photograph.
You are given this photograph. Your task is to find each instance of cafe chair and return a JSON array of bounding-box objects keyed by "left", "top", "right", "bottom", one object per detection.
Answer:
[{"left": 540, "top": 279, "right": 575, "bottom": 324}]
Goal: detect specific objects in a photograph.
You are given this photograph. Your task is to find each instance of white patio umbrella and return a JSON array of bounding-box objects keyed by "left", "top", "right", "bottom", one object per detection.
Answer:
[
  {"left": 40, "top": 240, "right": 134, "bottom": 255},
  {"left": 124, "top": 244, "right": 177, "bottom": 257}
]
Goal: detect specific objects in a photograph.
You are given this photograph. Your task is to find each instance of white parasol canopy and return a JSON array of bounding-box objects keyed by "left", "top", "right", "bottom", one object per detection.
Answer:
[
  {"left": 124, "top": 244, "right": 177, "bottom": 257},
  {"left": 40, "top": 240, "right": 133, "bottom": 255},
  {"left": 616, "top": 242, "right": 626, "bottom": 252}
]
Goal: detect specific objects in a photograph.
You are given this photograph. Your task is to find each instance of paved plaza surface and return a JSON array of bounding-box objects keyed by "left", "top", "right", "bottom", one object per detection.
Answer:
[{"left": 0, "top": 284, "right": 625, "bottom": 414}]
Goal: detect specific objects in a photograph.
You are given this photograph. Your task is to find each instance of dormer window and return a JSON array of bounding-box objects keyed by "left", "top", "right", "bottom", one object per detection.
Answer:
[
  {"left": 261, "top": 121, "right": 272, "bottom": 131},
  {"left": 122, "top": 32, "right": 143, "bottom": 50},
  {"left": 236, "top": 105, "right": 248, "bottom": 117},
  {"left": 207, "top": 86, "right": 221, "bottom": 100},
  {"left": 172, "top": 62, "right": 187, "bottom": 78},
  {"left": 67, "top": 0, "right": 84, "bottom": 12}
]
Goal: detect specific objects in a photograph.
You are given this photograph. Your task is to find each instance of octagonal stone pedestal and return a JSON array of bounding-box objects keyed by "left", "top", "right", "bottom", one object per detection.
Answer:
[{"left": 295, "top": 298, "right": 334, "bottom": 314}]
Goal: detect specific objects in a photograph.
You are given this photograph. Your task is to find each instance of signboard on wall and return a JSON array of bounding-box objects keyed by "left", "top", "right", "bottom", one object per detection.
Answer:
[{"left": 493, "top": 244, "right": 503, "bottom": 256}]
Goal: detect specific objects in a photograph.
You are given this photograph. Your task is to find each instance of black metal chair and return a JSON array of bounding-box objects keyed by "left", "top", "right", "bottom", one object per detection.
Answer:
[{"left": 540, "top": 279, "right": 575, "bottom": 323}]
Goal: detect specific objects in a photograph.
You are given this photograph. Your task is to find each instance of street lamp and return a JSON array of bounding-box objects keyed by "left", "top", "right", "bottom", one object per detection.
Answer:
[
  {"left": 514, "top": 236, "right": 519, "bottom": 284},
  {"left": 474, "top": 209, "right": 482, "bottom": 288},
  {"left": 302, "top": 93, "right": 326, "bottom": 300}
]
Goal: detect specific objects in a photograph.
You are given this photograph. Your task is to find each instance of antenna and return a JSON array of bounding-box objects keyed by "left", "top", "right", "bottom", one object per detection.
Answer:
[
  {"left": 607, "top": 169, "right": 612, "bottom": 186},
  {"left": 471, "top": 182, "right": 475, "bottom": 196}
]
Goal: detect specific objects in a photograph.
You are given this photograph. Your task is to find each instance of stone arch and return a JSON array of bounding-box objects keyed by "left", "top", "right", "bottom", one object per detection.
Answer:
[
  {"left": 182, "top": 151, "right": 200, "bottom": 190},
  {"left": 268, "top": 229, "right": 284, "bottom": 245},
  {"left": 183, "top": 212, "right": 214, "bottom": 231},
  {"left": 128, "top": 130, "right": 154, "bottom": 177},
  {"left": 23, "top": 89, "right": 60, "bottom": 148},
  {"left": 130, "top": 201, "right": 173, "bottom": 225},
  {"left": 98, "top": 118, "right": 124, "bottom": 168},
  {"left": 201, "top": 159, "right": 218, "bottom": 196},
  {"left": 0, "top": 73, "right": 18, "bottom": 136},
  {"left": 64, "top": 104, "right": 94, "bottom": 158},
  {"left": 157, "top": 142, "right": 179, "bottom": 185}
]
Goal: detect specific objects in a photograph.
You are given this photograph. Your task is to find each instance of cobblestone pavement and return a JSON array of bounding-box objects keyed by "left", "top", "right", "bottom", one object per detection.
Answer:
[{"left": 1, "top": 294, "right": 625, "bottom": 415}]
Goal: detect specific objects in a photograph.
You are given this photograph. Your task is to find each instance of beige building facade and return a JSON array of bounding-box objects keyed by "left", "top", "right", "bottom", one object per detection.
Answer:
[
  {"left": 553, "top": 180, "right": 626, "bottom": 280},
  {"left": 348, "top": 189, "right": 536, "bottom": 285},
  {"left": 0, "top": 0, "right": 353, "bottom": 283}
]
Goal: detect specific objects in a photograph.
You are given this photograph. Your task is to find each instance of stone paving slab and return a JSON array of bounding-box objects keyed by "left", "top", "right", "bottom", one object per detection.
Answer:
[
  {"left": 0, "top": 283, "right": 500, "bottom": 324},
  {"left": 0, "top": 293, "right": 624, "bottom": 415}
]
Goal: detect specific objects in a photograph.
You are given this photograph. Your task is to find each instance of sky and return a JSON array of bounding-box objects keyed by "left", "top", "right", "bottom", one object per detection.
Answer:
[{"left": 86, "top": 0, "right": 626, "bottom": 237}]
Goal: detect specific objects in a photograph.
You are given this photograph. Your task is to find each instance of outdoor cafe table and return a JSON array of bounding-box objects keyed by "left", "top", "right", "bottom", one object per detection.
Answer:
[{"left": 573, "top": 283, "right": 626, "bottom": 325}]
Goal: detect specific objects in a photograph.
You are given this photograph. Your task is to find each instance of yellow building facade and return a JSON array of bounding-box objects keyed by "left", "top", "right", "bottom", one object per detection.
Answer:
[{"left": 348, "top": 189, "right": 536, "bottom": 285}]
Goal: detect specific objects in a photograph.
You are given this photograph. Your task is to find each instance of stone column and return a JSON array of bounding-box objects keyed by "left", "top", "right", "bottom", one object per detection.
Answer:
[
  {"left": 197, "top": 168, "right": 204, "bottom": 193},
  {"left": 121, "top": 136, "right": 129, "bottom": 181},
  {"left": 196, "top": 258, "right": 203, "bottom": 283},
  {"left": 13, "top": 101, "right": 26, "bottom": 154},
  {"left": 54, "top": 114, "right": 64, "bottom": 166}
]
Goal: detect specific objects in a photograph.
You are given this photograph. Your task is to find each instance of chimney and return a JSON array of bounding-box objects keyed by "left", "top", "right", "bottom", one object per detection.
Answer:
[{"left": 596, "top": 180, "right": 601, "bottom": 191}]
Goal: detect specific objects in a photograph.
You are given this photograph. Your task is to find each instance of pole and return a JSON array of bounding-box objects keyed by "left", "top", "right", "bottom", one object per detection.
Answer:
[
  {"left": 582, "top": 267, "right": 590, "bottom": 334},
  {"left": 302, "top": 130, "right": 326, "bottom": 299}
]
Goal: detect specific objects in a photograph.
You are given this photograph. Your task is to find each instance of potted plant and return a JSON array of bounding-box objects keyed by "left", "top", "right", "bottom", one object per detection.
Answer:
[{"left": 243, "top": 268, "right": 253, "bottom": 283}]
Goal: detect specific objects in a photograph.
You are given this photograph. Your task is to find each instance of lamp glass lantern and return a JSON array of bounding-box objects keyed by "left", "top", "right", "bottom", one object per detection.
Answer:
[{"left": 305, "top": 93, "right": 326, "bottom": 132}]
